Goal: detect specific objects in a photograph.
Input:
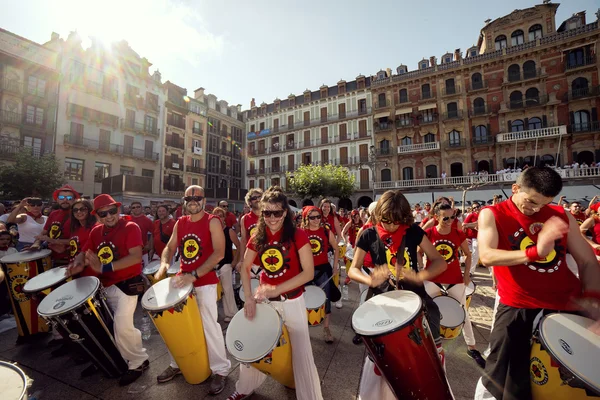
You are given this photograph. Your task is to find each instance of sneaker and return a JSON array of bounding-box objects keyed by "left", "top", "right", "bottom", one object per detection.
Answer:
[
  {"left": 209, "top": 374, "right": 227, "bottom": 395},
  {"left": 119, "top": 360, "right": 149, "bottom": 386},
  {"left": 324, "top": 327, "right": 334, "bottom": 344},
  {"left": 157, "top": 366, "right": 182, "bottom": 383},
  {"left": 352, "top": 334, "right": 362, "bottom": 345},
  {"left": 467, "top": 349, "right": 486, "bottom": 368},
  {"left": 335, "top": 300, "right": 343, "bottom": 309},
  {"left": 226, "top": 391, "right": 251, "bottom": 400}
]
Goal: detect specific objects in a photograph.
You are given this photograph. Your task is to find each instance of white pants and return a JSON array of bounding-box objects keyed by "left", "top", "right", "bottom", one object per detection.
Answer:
[
  {"left": 470, "top": 239, "right": 479, "bottom": 275},
  {"left": 424, "top": 281, "right": 476, "bottom": 347},
  {"left": 474, "top": 377, "right": 496, "bottom": 399},
  {"left": 235, "top": 295, "right": 323, "bottom": 400},
  {"left": 218, "top": 264, "right": 238, "bottom": 318},
  {"left": 104, "top": 285, "right": 148, "bottom": 370},
  {"left": 358, "top": 357, "right": 396, "bottom": 400},
  {"left": 358, "top": 267, "right": 371, "bottom": 304},
  {"left": 169, "top": 284, "right": 231, "bottom": 376}
]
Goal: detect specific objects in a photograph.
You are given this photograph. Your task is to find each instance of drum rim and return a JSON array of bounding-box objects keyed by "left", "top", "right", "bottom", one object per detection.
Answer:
[
  {"left": 304, "top": 285, "right": 327, "bottom": 308},
  {"left": 0, "top": 361, "right": 27, "bottom": 400},
  {"left": 537, "top": 313, "right": 600, "bottom": 393},
  {"left": 142, "top": 260, "right": 161, "bottom": 274},
  {"left": 23, "top": 267, "right": 69, "bottom": 293},
  {"left": 226, "top": 303, "right": 284, "bottom": 363},
  {"left": 352, "top": 291, "right": 423, "bottom": 336},
  {"left": 433, "top": 295, "right": 466, "bottom": 329},
  {"left": 0, "top": 249, "right": 52, "bottom": 263},
  {"left": 238, "top": 278, "right": 260, "bottom": 302},
  {"left": 141, "top": 277, "right": 194, "bottom": 312},
  {"left": 37, "top": 276, "right": 100, "bottom": 317}
]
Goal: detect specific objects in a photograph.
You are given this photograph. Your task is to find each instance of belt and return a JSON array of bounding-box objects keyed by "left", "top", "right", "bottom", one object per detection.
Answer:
[{"left": 268, "top": 287, "right": 303, "bottom": 302}]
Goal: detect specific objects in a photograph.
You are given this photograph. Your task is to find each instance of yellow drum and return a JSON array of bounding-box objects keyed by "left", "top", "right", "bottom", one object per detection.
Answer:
[
  {"left": 465, "top": 281, "right": 476, "bottom": 309},
  {"left": 217, "top": 280, "right": 223, "bottom": 301},
  {"left": 305, "top": 286, "right": 326, "bottom": 326},
  {"left": 530, "top": 313, "right": 600, "bottom": 399},
  {"left": 338, "top": 242, "right": 346, "bottom": 261},
  {"left": 142, "top": 278, "right": 210, "bottom": 384},
  {"left": 226, "top": 303, "right": 294, "bottom": 388},
  {"left": 1, "top": 250, "right": 52, "bottom": 338},
  {"left": 142, "top": 260, "right": 162, "bottom": 285},
  {"left": 433, "top": 295, "right": 465, "bottom": 340}
]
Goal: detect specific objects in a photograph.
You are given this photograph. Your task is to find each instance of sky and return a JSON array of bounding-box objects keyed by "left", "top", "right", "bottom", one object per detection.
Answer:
[{"left": 1, "top": 0, "right": 597, "bottom": 109}]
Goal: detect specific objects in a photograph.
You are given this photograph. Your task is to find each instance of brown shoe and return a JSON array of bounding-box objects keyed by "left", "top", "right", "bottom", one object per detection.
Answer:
[
  {"left": 324, "top": 327, "right": 334, "bottom": 344},
  {"left": 157, "top": 366, "right": 182, "bottom": 383},
  {"left": 209, "top": 374, "right": 227, "bottom": 395}
]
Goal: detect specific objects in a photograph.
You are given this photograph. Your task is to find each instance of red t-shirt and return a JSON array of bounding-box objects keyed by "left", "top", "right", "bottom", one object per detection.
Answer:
[
  {"left": 83, "top": 219, "right": 143, "bottom": 287},
  {"left": 302, "top": 227, "right": 330, "bottom": 266},
  {"left": 348, "top": 222, "right": 363, "bottom": 247},
  {"left": 225, "top": 212, "right": 237, "bottom": 229},
  {"left": 130, "top": 214, "right": 153, "bottom": 253},
  {"left": 571, "top": 211, "right": 586, "bottom": 225},
  {"left": 44, "top": 209, "right": 72, "bottom": 260},
  {"left": 463, "top": 212, "right": 479, "bottom": 240},
  {"left": 176, "top": 214, "right": 219, "bottom": 287},
  {"left": 247, "top": 228, "right": 309, "bottom": 299},
  {"left": 322, "top": 213, "right": 336, "bottom": 233},
  {"left": 421, "top": 216, "right": 431, "bottom": 227},
  {"left": 153, "top": 218, "right": 176, "bottom": 258},
  {"left": 242, "top": 211, "right": 259, "bottom": 239},
  {"left": 69, "top": 223, "right": 98, "bottom": 261},
  {"left": 425, "top": 226, "right": 467, "bottom": 284},
  {"left": 361, "top": 221, "right": 374, "bottom": 268},
  {"left": 488, "top": 198, "right": 581, "bottom": 310}
]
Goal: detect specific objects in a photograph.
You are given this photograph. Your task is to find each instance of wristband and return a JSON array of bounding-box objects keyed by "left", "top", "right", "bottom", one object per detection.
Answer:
[
  {"left": 525, "top": 246, "right": 540, "bottom": 262},
  {"left": 102, "top": 262, "right": 114, "bottom": 274}
]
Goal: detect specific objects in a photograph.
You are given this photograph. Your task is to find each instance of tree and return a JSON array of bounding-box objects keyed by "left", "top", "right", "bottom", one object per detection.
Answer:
[
  {"left": 286, "top": 164, "right": 355, "bottom": 200},
  {"left": 0, "top": 150, "right": 65, "bottom": 199},
  {"left": 449, "top": 175, "right": 493, "bottom": 213}
]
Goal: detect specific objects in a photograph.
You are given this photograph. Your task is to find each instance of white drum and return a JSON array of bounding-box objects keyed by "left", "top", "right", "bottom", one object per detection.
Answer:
[
  {"left": 168, "top": 260, "right": 180, "bottom": 276},
  {"left": 352, "top": 290, "right": 422, "bottom": 336},
  {"left": 0, "top": 361, "right": 29, "bottom": 400},
  {"left": 359, "top": 289, "right": 369, "bottom": 305},
  {"left": 239, "top": 278, "right": 260, "bottom": 303},
  {"left": 143, "top": 260, "right": 161, "bottom": 277},
  {"left": 465, "top": 281, "right": 476, "bottom": 309},
  {"left": 23, "top": 267, "right": 69, "bottom": 294},
  {"left": 434, "top": 295, "right": 465, "bottom": 340},
  {"left": 305, "top": 285, "right": 327, "bottom": 326}
]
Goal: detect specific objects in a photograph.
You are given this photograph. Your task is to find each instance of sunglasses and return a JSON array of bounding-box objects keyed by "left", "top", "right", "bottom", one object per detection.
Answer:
[
  {"left": 381, "top": 218, "right": 401, "bottom": 225},
  {"left": 442, "top": 215, "right": 456, "bottom": 221},
  {"left": 28, "top": 201, "right": 43, "bottom": 207},
  {"left": 72, "top": 206, "right": 88, "bottom": 213},
  {"left": 183, "top": 195, "right": 204, "bottom": 202},
  {"left": 262, "top": 210, "right": 284, "bottom": 218},
  {"left": 97, "top": 207, "right": 119, "bottom": 218},
  {"left": 250, "top": 196, "right": 261, "bottom": 201},
  {"left": 131, "top": 205, "right": 141, "bottom": 209},
  {"left": 308, "top": 215, "right": 321, "bottom": 220},
  {"left": 57, "top": 195, "right": 74, "bottom": 201}
]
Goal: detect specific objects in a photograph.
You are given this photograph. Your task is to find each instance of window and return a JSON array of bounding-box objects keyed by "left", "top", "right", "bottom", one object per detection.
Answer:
[
  {"left": 567, "top": 49, "right": 585, "bottom": 68},
  {"left": 23, "top": 136, "right": 42, "bottom": 157},
  {"left": 445, "top": 56, "right": 452, "bottom": 63},
  {"left": 380, "top": 139, "right": 390, "bottom": 153},
  {"left": 509, "top": 91, "right": 523, "bottom": 108},
  {"left": 473, "top": 97, "right": 485, "bottom": 114},
  {"left": 420, "top": 62, "right": 428, "bottom": 70},
  {"left": 422, "top": 109, "right": 435, "bottom": 123},
  {"left": 523, "top": 60, "right": 536, "bottom": 79},
  {"left": 65, "top": 158, "right": 84, "bottom": 181},
  {"left": 445, "top": 78, "right": 455, "bottom": 94},
  {"left": 525, "top": 88, "right": 539, "bottom": 106},
  {"left": 120, "top": 166, "right": 134, "bottom": 175},
  {"left": 397, "top": 113, "right": 411, "bottom": 126},
  {"left": 421, "top": 84, "right": 431, "bottom": 99},
  {"left": 448, "top": 130, "right": 461, "bottom": 146},
  {"left": 400, "top": 136, "right": 412, "bottom": 146},
  {"left": 259, "top": 122, "right": 265, "bottom": 131},
  {"left": 424, "top": 133, "right": 435, "bottom": 143},
  {"left": 70, "top": 61, "right": 85, "bottom": 82},
  {"left": 471, "top": 73, "right": 483, "bottom": 90},
  {"left": 377, "top": 93, "right": 387, "bottom": 106},
  {"left": 192, "top": 158, "right": 201, "bottom": 168},
  {"left": 446, "top": 102, "right": 458, "bottom": 118},
  {"left": 511, "top": 30, "right": 524, "bottom": 46},
  {"left": 573, "top": 110, "right": 590, "bottom": 132},
  {"left": 142, "top": 169, "right": 154, "bottom": 178},
  {"left": 495, "top": 35, "right": 507, "bottom": 50},
  {"left": 144, "top": 115, "right": 157, "bottom": 133},
  {"left": 474, "top": 125, "right": 488, "bottom": 143},
  {"left": 193, "top": 121, "right": 202, "bottom": 134},
  {"left": 399, "top": 89, "right": 408, "bottom": 103},
  {"left": 381, "top": 169, "right": 392, "bottom": 182},
  {"left": 25, "top": 105, "right": 44, "bottom": 125},
  {"left": 70, "top": 122, "right": 84, "bottom": 141},
  {"left": 529, "top": 24, "right": 542, "bottom": 41},
  {"left": 146, "top": 92, "right": 158, "bottom": 110},
  {"left": 27, "top": 76, "right": 46, "bottom": 97},
  {"left": 402, "top": 167, "right": 414, "bottom": 181},
  {"left": 571, "top": 77, "right": 589, "bottom": 98},
  {"left": 511, "top": 120, "right": 524, "bottom": 132},
  {"left": 126, "top": 109, "right": 135, "bottom": 124},
  {"left": 94, "top": 162, "right": 110, "bottom": 182},
  {"left": 470, "top": 49, "right": 477, "bottom": 57},
  {"left": 528, "top": 117, "right": 542, "bottom": 130},
  {"left": 508, "top": 64, "right": 520, "bottom": 82}
]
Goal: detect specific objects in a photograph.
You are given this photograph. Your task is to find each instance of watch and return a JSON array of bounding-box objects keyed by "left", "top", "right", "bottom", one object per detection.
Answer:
[{"left": 190, "top": 269, "right": 199, "bottom": 279}]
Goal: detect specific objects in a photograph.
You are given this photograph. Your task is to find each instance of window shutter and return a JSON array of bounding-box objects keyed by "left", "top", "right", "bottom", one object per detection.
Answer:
[
  {"left": 591, "top": 107, "right": 598, "bottom": 121},
  {"left": 507, "top": 120, "right": 512, "bottom": 131},
  {"left": 572, "top": 151, "right": 578, "bottom": 163},
  {"left": 489, "top": 159, "right": 493, "bottom": 172},
  {"left": 542, "top": 115, "right": 547, "bottom": 127},
  {"left": 524, "top": 118, "right": 529, "bottom": 128},
  {"left": 569, "top": 112, "right": 575, "bottom": 125}
]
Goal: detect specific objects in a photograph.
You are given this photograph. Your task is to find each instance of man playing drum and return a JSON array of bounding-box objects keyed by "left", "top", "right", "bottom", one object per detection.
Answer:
[
  {"left": 153, "top": 185, "right": 231, "bottom": 395},
  {"left": 474, "top": 167, "right": 600, "bottom": 400}
]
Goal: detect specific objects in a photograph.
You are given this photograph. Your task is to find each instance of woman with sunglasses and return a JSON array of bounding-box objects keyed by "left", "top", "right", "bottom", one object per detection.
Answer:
[
  {"left": 68, "top": 199, "right": 97, "bottom": 263},
  {"left": 300, "top": 206, "right": 338, "bottom": 343},
  {"left": 228, "top": 186, "right": 322, "bottom": 400},
  {"left": 6, "top": 197, "right": 47, "bottom": 251},
  {"left": 424, "top": 204, "right": 485, "bottom": 368},
  {"left": 421, "top": 196, "right": 463, "bottom": 231},
  {"left": 347, "top": 190, "right": 447, "bottom": 400}
]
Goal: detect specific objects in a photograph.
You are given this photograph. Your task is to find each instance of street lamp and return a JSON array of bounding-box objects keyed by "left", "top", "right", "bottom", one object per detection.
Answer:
[{"left": 359, "top": 145, "right": 387, "bottom": 201}]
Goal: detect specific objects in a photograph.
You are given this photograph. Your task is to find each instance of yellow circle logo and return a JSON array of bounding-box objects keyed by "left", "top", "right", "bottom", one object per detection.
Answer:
[
  {"left": 249, "top": 226, "right": 257, "bottom": 238},
  {"left": 436, "top": 243, "right": 454, "bottom": 261},
  {"left": 98, "top": 246, "right": 114, "bottom": 264},
  {"left": 69, "top": 238, "right": 78, "bottom": 258},
  {"left": 261, "top": 248, "right": 284, "bottom": 273},
  {"left": 310, "top": 238, "right": 322, "bottom": 254},
  {"left": 385, "top": 248, "right": 410, "bottom": 277},
  {"left": 530, "top": 357, "right": 548, "bottom": 386},
  {"left": 183, "top": 239, "right": 200, "bottom": 259},
  {"left": 49, "top": 223, "right": 61, "bottom": 239},
  {"left": 10, "top": 275, "right": 29, "bottom": 303},
  {"left": 520, "top": 237, "right": 556, "bottom": 264}
]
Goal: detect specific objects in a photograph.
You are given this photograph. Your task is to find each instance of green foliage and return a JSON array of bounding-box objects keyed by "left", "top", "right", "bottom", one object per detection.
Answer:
[
  {"left": 286, "top": 164, "right": 355, "bottom": 200},
  {"left": 0, "top": 150, "right": 65, "bottom": 199}
]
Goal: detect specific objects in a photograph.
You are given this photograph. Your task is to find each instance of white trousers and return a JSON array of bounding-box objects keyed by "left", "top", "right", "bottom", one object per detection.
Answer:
[
  {"left": 169, "top": 284, "right": 231, "bottom": 376},
  {"left": 470, "top": 239, "right": 479, "bottom": 275},
  {"left": 104, "top": 285, "right": 148, "bottom": 370},
  {"left": 218, "top": 264, "right": 238, "bottom": 318},
  {"left": 235, "top": 295, "right": 323, "bottom": 400},
  {"left": 358, "top": 267, "right": 370, "bottom": 304},
  {"left": 358, "top": 357, "right": 396, "bottom": 400},
  {"left": 474, "top": 377, "right": 497, "bottom": 399},
  {"left": 424, "top": 281, "right": 476, "bottom": 347}
]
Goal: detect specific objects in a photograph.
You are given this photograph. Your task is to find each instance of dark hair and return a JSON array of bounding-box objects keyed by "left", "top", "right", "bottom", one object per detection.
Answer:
[
  {"left": 319, "top": 198, "right": 332, "bottom": 217},
  {"left": 253, "top": 186, "right": 295, "bottom": 254},
  {"left": 70, "top": 199, "right": 96, "bottom": 230},
  {"left": 155, "top": 204, "right": 170, "bottom": 219},
  {"left": 131, "top": 201, "right": 142, "bottom": 207},
  {"left": 516, "top": 167, "right": 563, "bottom": 197},
  {"left": 434, "top": 203, "right": 453, "bottom": 216},
  {"left": 372, "top": 190, "right": 414, "bottom": 226}
]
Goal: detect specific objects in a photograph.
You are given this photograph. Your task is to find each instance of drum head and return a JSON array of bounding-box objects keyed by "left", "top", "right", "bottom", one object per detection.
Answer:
[
  {"left": 226, "top": 303, "right": 282, "bottom": 362},
  {"left": 23, "top": 267, "right": 69, "bottom": 293},
  {"left": 143, "top": 260, "right": 161, "bottom": 275},
  {"left": 304, "top": 286, "right": 326, "bottom": 309},
  {"left": 0, "top": 361, "right": 27, "bottom": 400},
  {"left": 37, "top": 276, "right": 100, "bottom": 317},
  {"left": 465, "top": 281, "right": 476, "bottom": 296},
  {"left": 141, "top": 277, "right": 193, "bottom": 312},
  {"left": 359, "top": 289, "right": 368, "bottom": 304},
  {"left": 539, "top": 313, "right": 600, "bottom": 392},
  {"left": 352, "top": 290, "right": 422, "bottom": 336},
  {"left": 239, "top": 279, "right": 260, "bottom": 303},
  {"left": 433, "top": 296, "right": 465, "bottom": 328},
  {"left": 1, "top": 249, "right": 51, "bottom": 264},
  {"left": 167, "top": 261, "right": 180, "bottom": 275}
]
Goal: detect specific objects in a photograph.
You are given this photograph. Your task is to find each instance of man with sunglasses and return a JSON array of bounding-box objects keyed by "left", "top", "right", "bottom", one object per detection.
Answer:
[
  {"left": 129, "top": 201, "right": 154, "bottom": 265},
  {"left": 218, "top": 200, "right": 239, "bottom": 232},
  {"left": 153, "top": 186, "right": 231, "bottom": 394},
  {"left": 236, "top": 188, "right": 263, "bottom": 274},
  {"left": 30, "top": 185, "right": 79, "bottom": 266},
  {"left": 462, "top": 201, "right": 481, "bottom": 276}
]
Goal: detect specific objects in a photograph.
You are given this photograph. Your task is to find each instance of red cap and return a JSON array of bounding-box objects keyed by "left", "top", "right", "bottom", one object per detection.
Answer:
[
  {"left": 53, "top": 184, "right": 80, "bottom": 201},
  {"left": 590, "top": 203, "right": 600, "bottom": 213},
  {"left": 302, "top": 206, "right": 321, "bottom": 221},
  {"left": 91, "top": 194, "right": 122, "bottom": 215}
]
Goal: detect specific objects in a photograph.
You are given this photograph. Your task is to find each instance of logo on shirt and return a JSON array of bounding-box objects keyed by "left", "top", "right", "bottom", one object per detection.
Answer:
[
  {"left": 97, "top": 241, "right": 118, "bottom": 264},
  {"left": 10, "top": 275, "right": 29, "bottom": 303},
  {"left": 510, "top": 227, "right": 564, "bottom": 273},
  {"left": 180, "top": 233, "right": 203, "bottom": 264},
  {"left": 384, "top": 248, "right": 410, "bottom": 277},
  {"left": 308, "top": 234, "right": 324, "bottom": 256},
  {"left": 530, "top": 356, "right": 548, "bottom": 386},
  {"left": 435, "top": 239, "right": 456, "bottom": 263},
  {"left": 49, "top": 222, "right": 62, "bottom": 239},
  {"left": 70, "top": 236, "right": 79, "bottom": 258},
  {"left": 260, "top": 243, "right": 291, "bottom": 278},
  {"left": 248, "top": 224, "right": 258, "bottom": 239}
]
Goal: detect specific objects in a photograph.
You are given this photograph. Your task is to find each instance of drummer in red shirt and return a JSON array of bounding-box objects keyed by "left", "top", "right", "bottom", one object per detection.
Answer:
[
  {"left": 153, "top": 186, "right": 231, "bottom": 395},
  {"left": 474, "top": 167, "right": 600, "bottom": 400},
  {"left": 219, "top": 200, "right": 240, "bottom": 232},
  {"left": 236, "top": 188, "right": 263, "bottom": 274},
  {"left": 568, "top": 200, "right": 587, "bottom": 225},
  {"left": 68, "top": 194, "right": 149, "bottom": 386},
  {"left": 580, "top": 202, "right": 600, "bottom": 260},
  {"left": 68, "top": 199, "right": 97, "bottom": 263},
  {"left": 152, "top": 205, "right": 175, "bottom": 261},
  {"left": 462, "top": 201, "right": 482, "bottom": 276},
  {"left": 129, "top": 201, "right": 153, "bottom": 266}
]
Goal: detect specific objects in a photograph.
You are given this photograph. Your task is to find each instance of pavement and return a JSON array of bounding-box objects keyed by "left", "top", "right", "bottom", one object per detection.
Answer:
[{"left": 0, "top": 266, "right": 495, "bottom": 400}]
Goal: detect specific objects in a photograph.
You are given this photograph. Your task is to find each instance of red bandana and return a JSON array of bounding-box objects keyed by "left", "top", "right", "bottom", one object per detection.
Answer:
[
  {"left": 26, "top": 211, "right": 42, "bottom": 219},
  {"left": 376, "top": 222, "right": 409, "bottom": 254}
]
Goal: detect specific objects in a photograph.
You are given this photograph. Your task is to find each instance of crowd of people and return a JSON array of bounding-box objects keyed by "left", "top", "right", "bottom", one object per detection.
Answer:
[{"left": 0, "top": 167, "right": 599, "bottom": 399}]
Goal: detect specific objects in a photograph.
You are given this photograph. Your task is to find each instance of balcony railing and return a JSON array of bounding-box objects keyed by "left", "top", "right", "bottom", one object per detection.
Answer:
[
  {"left": 395, "top": 119, "right": 414, "bottom": 128},
  {"left": 507, "top": 95, "right": 549, "bottom": 109},
  {"left": 565, "top": 56, "right": 596, "bottom": 70},
  {"left": 121, "top": 120, "right": 159, "bottom": 136},
  {"left": 375, "top": 123, "right": 393, "bottom": 133},
  {"left": 397, "top": 141, "right": 440, "bottom": 154},
  {"left": 374, "top": 100, "right": 390, "bottom": 109},
  {"left": 0, "top": 109, "right": 22, "bottom": 125},
  {"left": 63, "top": 134, "right": 159, "bottom": 161},
  {"left": 568, "top": 121, "right": 600, "bottom": 134},
  {"left": 441, "top": 86, "right": 462, "bottom": 96},
  {"left": 442, "top": 110, "right": 463, "bottom": 120},
  {"left": 163, "top": 181, "right": 186, "bottom": 192},
  {"left": 375, "top": 148, "right": 392, "bottom": 156},
  {"left": 82, "top": 81, "right": 118, "bottom": 101},
  {"left": 508, "top": 68, "right": 541, "bottom": 82},
  {"left": 467, "top": 81, "right": 488, "bottom": 91},
  {"left": 220, "top": 149, "right": 232, "bottom": 157},
  {"left": 444, "top": 138, "right": 467, "bottom": 149},
  {"left": 496, "top": 125, "right": 567, "bottom": 142},
  {"left": 567, "top": 85, "right": 600, "bottom": 101},
  {"left": 186, "top": 165, "right": 206, "bottom": 174},
  {"left": 166, "top": 136, "right": 185, "bottom": 149},
  {"left": 102, "top": 174, "right": 154, "bottom": 195},
  {"left": 1, "top": 78, "right": 23, "bottom": 94},
  {"left": 472, "top": 135, "right": 495, "bottom": 146},
  {"left": 192, "top": 127, "right": 203, "bottom": 135},
  {"left": 0, "top": 142, "right": 43, "bottom": 159},
  {"left": 469, "top": 105, "right": 498, "bottom": 117},
  {"left": 167, "top": 117, "right": 186, "bottom": 130},
  {"left": 165, "top": 159, "right": 184, "bottom": 171},
  {"left": 420, "top": 115, "right": 438, "bottom": 124}
]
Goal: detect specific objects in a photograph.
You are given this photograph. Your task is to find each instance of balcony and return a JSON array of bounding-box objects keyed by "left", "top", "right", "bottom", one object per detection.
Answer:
[
  {"left": 63, "top": 135, "right": 159, "bottom": 161},
  {"left": 420, "top": 115, "right": 438, "bottom": 125},
  {"left": 469, "top": 105, "right": 497, "bottom": 117},
  {"left": 442, "top": 110, "right": 463, "bottom": 120},
  {"left": 270, "top": 143, "right": 281, "bottom": 153},
  {"left": 1, "top": 78, "right": 23, "bottom": 94},
  {"left": 496, "top": 125, "right": 567, "bottom": 142},
  {"left": 568, "top": 121, "right": 600, "bottom": 134},
  {"left": 82, "top": 81, "right": 118, "bottom": 101},
  {"left": 220, "top": 149, "right": 232, "bottom": 157},
  {"left": 397, "top": 141, "right": 440, "bottom": 154},
  {"left": 444, "top": 138, "right": 467, "bottom": 149},
  {"left": 165, "top": 159, "right": 184, "bottom": 171},
  {"left": 124, "top": 93, "right": 144, "bottom": 108},
  {"left": 565, "top": 55, "right": 596, "bottom": 71},
  {"left": 374, "top": 148, "right": 392, "bottom": 157},
  {"left": 374, "top": 100, "right": 391, "bottom": 109},
  {"left": 395, "top": 119, "right": 414, "bottom": 129},
  {"left": 567, "top": 85, "right": 600, "bottom": 101},
  {"left": 472, "top": 135, "right": 495, "bottom": 146},
  {"left": 186, "top": 165, "right": 206, "bottom": 174},
  {"left": 248, "top": 168, "right": 257, "bottom": 176},
  {"left": 467, "top": 81, "right": 488, "bottom": 92},
  {"left": 121, "top": 120, "right": 159, "bottom": 136},
  {"left": 102, "top": 174, "right": 154, "bottom": 195},
  {"left": 0, "top": 109, "right": 22, "bottom": 126},
  {"left": 192, "top": 127, "right": 203, "bottom": 135},
  {"left": 166, "top": 117, "right": 185, "bottom": 130},
  {"left": 441, "top": 86, "right": 462, "bottom": 96},
  {"left": 507, "top": 68, "right": 541, "bottom": 83},
  {"left": 375, "top": 123, "right": 393, "bottom": 133},
  {"left": 163, "top": 181, "right": 186, "bottom": 192},
  {"left": 145, "top": 100, "right": 159, "bottom": 114},
  {"left": 507, "top": 95, "right": 549, "bottom": 110},
  {"left": 166, "top": 136, "right": 185, "bottom": 150},
  {"left": 0, "top": 142, "right": 43, "bottom": 159}
]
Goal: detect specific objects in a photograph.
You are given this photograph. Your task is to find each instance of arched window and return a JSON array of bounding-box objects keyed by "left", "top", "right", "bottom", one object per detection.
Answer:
[
  {"left": 509, "top": 91, "right": 523, "bottom": 108},
  {"left": 424, "top": 133, "right": 435, "bottom": 143},
  {"left": 525, "top": 88, "right": 539, "bottom": 106},
  {"left": 511, "top": 119, "right": 524, "bottom": 132},
  {"left": 473, "top": 97, "right": 485, "bottom": 115},
  {"left": 573, "top": 110, "right": 590, "bottom": 132},
  {"left": 529, "top": 24, "right": 543, "bottom": 41},
  {"left": 523, "top": 60, "right": 536, "bottom": 79},
  {"left": 471, "top": 72, "right": 483, "bottom": 90},
  {"left": 540, "top": 154, "right": 554, "bottom": 167},
  {"left": 402, "top": 167, "right": 414, "bottom": 181},
  {"left": 399, "top": 88, "right": 408, "bottom": 103},
  {"left": 495, "top": 35, "right": 507, "bottom": 50},
  {"left": 571, "top": 77, "right": 589, "bottom": 98},
  {"left": 446, "top": 102, "right": 458, "bottom": 118},
  {"left": 505, "top": 157, "right": 519, "bottom": 169},
  {"left": 511, "top": 30, "right": 525, "bottom": 46},
  {"left": 425, "top": 165, "right": 437, "bottom": 178},
  {"left": 448, "top": 130, "right": 461, "bottom": 147},
  {"left": 474, "top": 125, "right": 488, "bottom": 143},
  {"left": 567, "top": 49, "right": 585, "bottom": 69},
  {"left": 528, "top": 117, "right": 542, "bottom": 130},
  {"left": 377, "top": 93, "right": 387, "bottom": 106},
  {"left": 379, "top": 139, "right": 390, "bottom": 155},
  {"left": 381, "top": 169, "right": 392, "bottom": 182},
  {"left": 422, "top": 84, "right": 431, "bottom": 99},
  {"left": 508, "top": 64, "right": 520, "bottom": 82},
  {"left": 401, "top": 136, "right": 412, "bottom": 146}
]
